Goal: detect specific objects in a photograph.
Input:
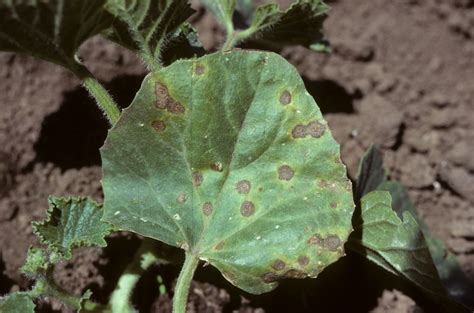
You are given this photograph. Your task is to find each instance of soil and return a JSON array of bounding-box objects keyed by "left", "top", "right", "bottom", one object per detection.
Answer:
[{"left": 1, "top": 0, "right": 473, "bottom": 312}]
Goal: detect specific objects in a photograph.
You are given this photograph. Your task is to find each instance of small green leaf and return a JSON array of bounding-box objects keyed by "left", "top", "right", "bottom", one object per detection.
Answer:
[
  {"left": 160, "top": 23, "right": 206, "bottom": 66},
  {"left": 20, "top": 247, "right": 49, "bottom": 277},
  {"left": 32, "top": 197, "right": 112, "bottom": 260},
  {"left": 0, "top": 0, "right": 112, "bottom": 70},
  {"left": 0, "top": 292, "right": 35, "bottom": 313},
  {"left": 349, "top": 192, "right": 468, "bottom": 313},
  {"left": 242, "top": 0, "right": 329, "bottom": 50},
  {"left": 101, "top": 50, "right": 354, "bottom": 294},
  {"left": 200, "top": 0, "right": 236, "bottom": 34},
  {"left": 236, "top": 0, "right": 254, "bottom": 24},
  {"left": 352, "top": 146, "right": 473, "bottom": 312},
  {"left": 104, "top": 0, "right": 195, "bottom": 69}
]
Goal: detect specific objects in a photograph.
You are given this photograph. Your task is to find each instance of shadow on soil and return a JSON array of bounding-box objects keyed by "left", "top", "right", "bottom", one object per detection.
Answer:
[{"left": 32, "top": 75, "right": 144, "bottom": 171}]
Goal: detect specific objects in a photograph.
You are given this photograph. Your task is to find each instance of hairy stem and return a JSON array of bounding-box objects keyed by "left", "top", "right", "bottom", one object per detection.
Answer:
[
  {"left": 109, "top": 238, "right": 159, "bottom": 312},
  {"left": 222, "top": 28, "right": 256, "bottom": 51},
  {"left": 72, "top": 63, "right": 121, "bottom": 126},
  {"left": 172, "top": 253, "right": 199, "bottom": 313}
]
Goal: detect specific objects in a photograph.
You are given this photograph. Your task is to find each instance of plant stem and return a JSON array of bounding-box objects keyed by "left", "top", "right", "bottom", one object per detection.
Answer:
[
  {"left": 172, "top": 253, "right": 199, "bottom": 313},
  {"left": 222, "top": 28, "right": 257, "bottom": 51},
  {"left": 72, "top": 63, "right": 121, "bottom": 126},
  {"left": 109, "top": 238, "right": 158, "bottom": 312}
]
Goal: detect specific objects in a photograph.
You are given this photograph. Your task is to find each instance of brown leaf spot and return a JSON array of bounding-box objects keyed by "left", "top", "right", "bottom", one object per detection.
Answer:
[
  {"left": 279, "top": 90, "right": 291, "bottom": 105},
  {"left": 278, "top": 165, "right": 294, "bottom": 181},
  {"left": 176, "top": 193, "right": 187, "bottom": 204},
  {"left": 202, "top": 202, "right": 213, "bottom": 216},
  {"left": 211, "top": 162, "right": 223, "bottom": 172},
  {"left": 324, "top": 235, "right": 341, "bottom": 251},
  {"left": 192, "top": 172, "right": 203, "bottom": 187},
  {"left": 306, "top": 121, "right": 326, "bottom": 138},
  {"left": 308, "top": 234, "right": 323, "bottom": 245},
  {"left": 272, "top": 259, "right": 286, "bottom": 271},
  {"left": 236, "top": 180, "right": 251, "bottom": 194},
  {"left": 194, "top": 63, "right": 205, "bottom": 75},
  {"left": 240, "top": 201, "right": 255, "bottom": 217},
  {"left": 214, "top": 241, "right": 225, "bottom": 250},
  {"left": 298, "top": 256, "right": 309, "bottom": 267},
  {"left": 291, "top": 121, "right": 326, "bottom": 139},
  {"left": 262, "top": 272, "right": 279, "bottom": 283},
  {"left": 330, "top": 202, "right": 337, "bottom": 209},
  {"left": 283, "top": 269, "right": 306, "bottom": 279},
  {"left": 155, "top": 82, "right": 185, "bottom": 114},
  {"left": 291, "top": 124, "right": 307, "bottom": 138},
  {"left": 152, "top": 120, "right": 166, "bottom": 132}
]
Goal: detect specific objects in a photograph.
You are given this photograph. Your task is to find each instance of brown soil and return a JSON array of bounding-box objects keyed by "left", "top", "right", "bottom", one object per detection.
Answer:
[{"left": 1, "top": 0, "right": 473, "bottom": 312}]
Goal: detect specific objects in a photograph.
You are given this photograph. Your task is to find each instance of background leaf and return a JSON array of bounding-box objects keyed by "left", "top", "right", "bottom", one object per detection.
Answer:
[
  {"left": 242, "top": 0, "right": 329, "bottom": 51},
  {"left": 200, "top": 0, "right": 236, "bottom": 33},
  {"left": 104, "top": 0, "right": 196, "bottom": 68},
  {"left": 101, "top": 50, "right": 354, "bottom": 294},
  {"left": 351, "top": 145, "right": 473, "bottom": 312},
  {"left": 0, "top": 0, "right": 112, "bottom": 70},
  {"left": 32, "top": 197, "right": 112, "bottom": 260},
  {"left": 0, "top": 292, "right": 35, "bottom": 313}
]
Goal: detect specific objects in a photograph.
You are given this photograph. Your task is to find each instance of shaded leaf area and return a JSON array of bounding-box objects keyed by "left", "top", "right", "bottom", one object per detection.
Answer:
[
  {"left": 0, "top": 0, "right": 112, "bottom": 70},
  {"left": 159, "top": 23, "right": 206, "bottom": 66},
  {"left": 0, "top": 292, "right": 35, "bottom": 313},
  {"left": 349, "top": 146, "right": 473, "bottom": 312},
  {"left": 241, "top": 0, "right": 330, "bottom": 51},
  {"left": 104, "top": 0, "right": 200, "bottom": 68},
  {"left": 33, "top": 197, "right": 112, "bottom": 260},
  {"left": 200, "top": 0, "right": 236, "bottom": 32},
  {"left": 102, "top": 50, "right": 354, "bottom": 294}
]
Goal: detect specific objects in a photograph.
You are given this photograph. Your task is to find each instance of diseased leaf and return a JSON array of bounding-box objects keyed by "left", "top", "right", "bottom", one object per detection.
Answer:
[
  {"left": 101, "top": 50, "right": 354, "bottom": 294},
  {"left": 352, "top": 145, "right": 473, "bottom": 312},
  {"left": 32, "top": 197, "right": 112, "bottom": 260},
  {"left": 200, "top": 0, "right": 236, "bottom": 33},
  {"left": 104, "top": 0, "right": 195, "bottom": 68},
  {"left": 0, "top": 0, "right": 112, "bottom": 70},
  {"left": 243, "top": 0, "right": 329, "bottom": 50},
  {"left": 0, "top": 292, "right": 35, "bottom": 313}
]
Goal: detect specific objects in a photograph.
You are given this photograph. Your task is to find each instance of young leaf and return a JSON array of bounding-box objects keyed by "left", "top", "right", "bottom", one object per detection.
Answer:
[
  {"left": 352, "top": 146, "right": 473, "bottom": 312},
  {"left": 0, "top": 0, "right": 112, "bottom": 70},
  {"left": 101, "top": 50, "right": 354, "bottom": 294},
  {"left": 32, "top": 197, "right": 112, "bottom": 260},
  {"left": 240, "top": 0, "right": 329, "bottom": 51},
  {"left": 200, "top": 0, "right": 236, "bottom": 34},
  {"left": 20, "top": 247, "right": 49, "bottom": 277},
  {"left": 0, "top": 292, "right": 35, "bottom": 313},
  {"left": 348, "top": 191, "right": 468, "bottom": 313},
  {"left": 104, "top": 0, "right": 195, "bottom": 69}
]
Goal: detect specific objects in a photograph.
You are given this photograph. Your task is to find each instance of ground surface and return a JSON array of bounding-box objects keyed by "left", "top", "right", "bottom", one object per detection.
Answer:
[{"left": 0, "top": 0, "right": 473, "bottom": 312}]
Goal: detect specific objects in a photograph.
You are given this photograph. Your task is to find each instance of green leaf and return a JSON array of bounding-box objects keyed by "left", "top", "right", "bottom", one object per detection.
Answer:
[
  {"left": 32, "top": 197, "right": 112, "bottom": 260},
  {"left": 348, "top": 192, "right": 468, "bottom": 313},
  {"left": 160, "top": 23, "right": 206, "bottom": 66},
  {"left": 101, "top": 50, "right": 354, "bottom": 294},
  {"left": 0, "top": 0, "right": 112, "bottom": 70},
  {"left": 352, "top": 146, "right": 473, "bottom": 312},
  {"left": 20, "top": 247, "right": 49, "bottom": 277},
  {"left": 236, "top": 0, "right": 254, "bottom": 24},
  {"left": 0, "top": 292, "right": 35, "bottom": 313},
  {"left": 104, "top": 0, "right": 195, "bottom": 69},
  {"left": 200, "top": 0, "right": 236, "bottom": 34},
  {"left": 242, "top": 0, "right": 329, "bottom": 50}
]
